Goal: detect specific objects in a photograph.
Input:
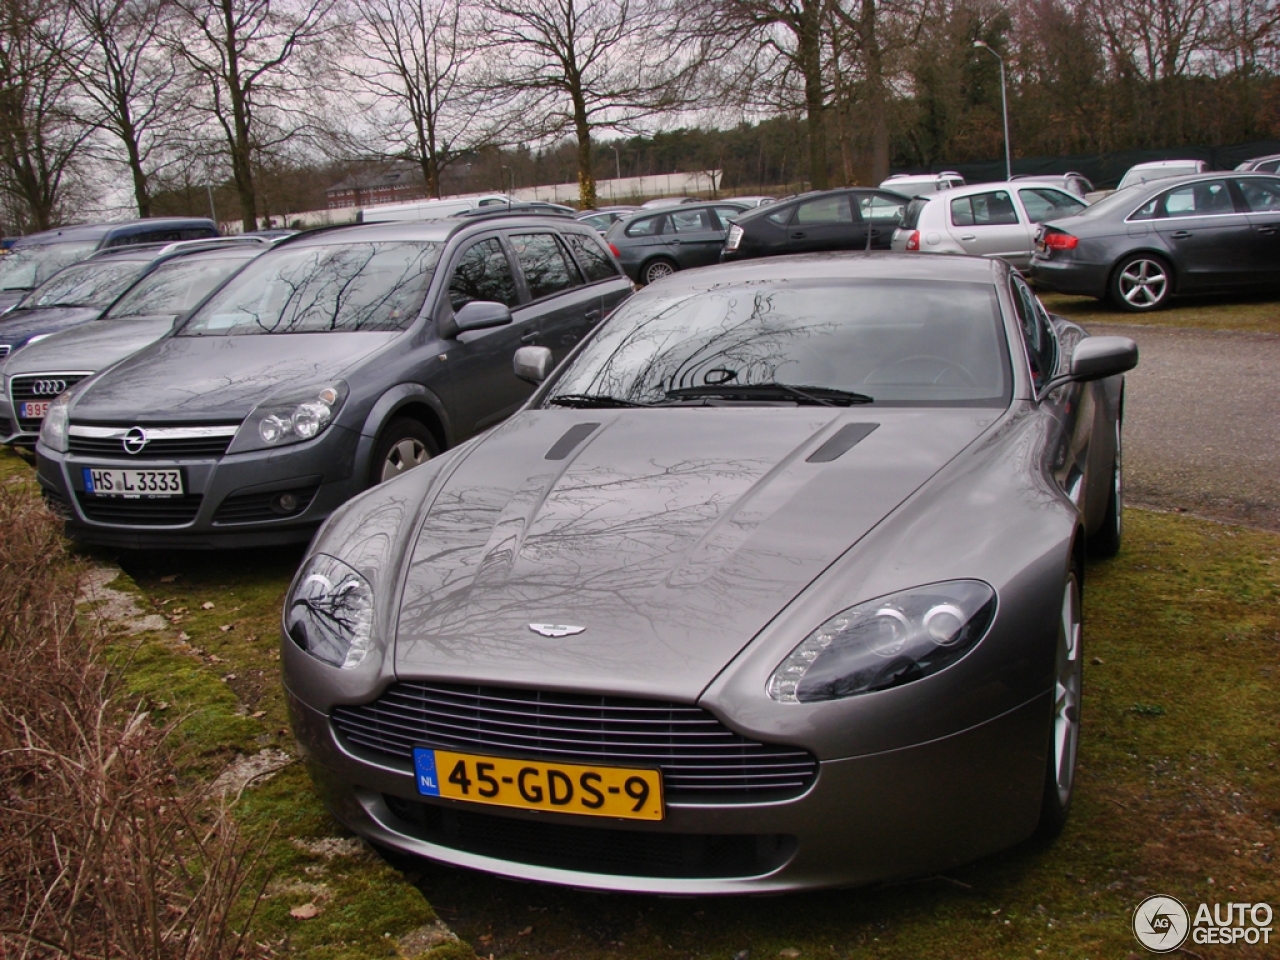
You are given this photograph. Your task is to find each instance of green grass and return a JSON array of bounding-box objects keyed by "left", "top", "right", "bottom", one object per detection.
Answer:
[{"left": 1041, "top": 290, "right": 1280, "bottom": 334}]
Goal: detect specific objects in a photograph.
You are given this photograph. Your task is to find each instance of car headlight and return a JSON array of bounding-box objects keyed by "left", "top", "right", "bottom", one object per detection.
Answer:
[
  {"left": 227, "top": 381, "right": 348, "bottom": 454},
  {"left": 38, "top": 390, "right": 74, "bottom": 452},
  {"left": 767, "top": 580, "right": 996, "bottom": 703},
  {"left": 285, "top": 554, "right": 374, "bottom": 669}
]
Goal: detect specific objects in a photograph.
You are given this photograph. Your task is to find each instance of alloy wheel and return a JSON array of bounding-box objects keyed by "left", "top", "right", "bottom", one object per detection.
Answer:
[
  {"left": 380, "top": 437, "right": 429, "bottom": 483},
  {"left": 1053, "top": 574, "right": 1083, "bottom": 807},
  {"left": 1117, "top": 258, "right": 1168, "bottom": 309}
]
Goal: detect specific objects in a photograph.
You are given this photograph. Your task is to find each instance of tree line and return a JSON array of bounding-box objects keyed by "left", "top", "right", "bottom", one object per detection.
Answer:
[{"left": 2, "top": 0, "right": 1278, "bottom": 234}]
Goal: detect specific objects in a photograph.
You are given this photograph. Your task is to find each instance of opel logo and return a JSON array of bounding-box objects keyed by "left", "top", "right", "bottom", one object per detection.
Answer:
[
  {"left": 31, "top": 379, "right": 68, "bottom": 396},
  {"left": 528, "top": 623, "right": 586, "bottom": 638},
  {"left": 122, "top": 427, "right": 149, "bottom": 455}
]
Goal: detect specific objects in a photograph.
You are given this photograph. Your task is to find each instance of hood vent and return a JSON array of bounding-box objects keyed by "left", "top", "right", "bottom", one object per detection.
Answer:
[
  {"left": 806, "top": 422, "right": 878, "bottom": 463},
  {"left": 544, "top": 421, "right": 601, "bottom": 460}
]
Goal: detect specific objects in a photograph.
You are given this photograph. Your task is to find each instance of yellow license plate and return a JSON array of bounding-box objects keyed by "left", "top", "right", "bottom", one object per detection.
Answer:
[{"left": 412, "top": 747, "right": 664, "bottom": 821}]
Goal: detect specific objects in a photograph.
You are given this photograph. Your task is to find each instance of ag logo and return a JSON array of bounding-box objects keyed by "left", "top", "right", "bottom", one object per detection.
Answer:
[{"left": 1133, "top": 895, "right": 1190, "bottom": 953}]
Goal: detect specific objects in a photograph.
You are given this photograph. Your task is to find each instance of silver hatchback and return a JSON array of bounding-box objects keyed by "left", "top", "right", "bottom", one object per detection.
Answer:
[{"left": 891, "top": 181, "right": 1087, "bottom": 269}]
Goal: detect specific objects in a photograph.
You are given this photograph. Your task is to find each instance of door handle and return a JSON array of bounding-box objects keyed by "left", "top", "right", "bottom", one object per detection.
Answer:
[
  {"left": 1170, "top": 230, "right": 1192, "bottom": 239},
  {"left": 960, "top": 234, "right": 976, "bottom": 241},
  {"left": 520, "top": 331, "right": 540, "bottom": 344},
  {"left": 791, "top": 232, "right": 807, "bottom": 239},
  {"left": 1255, "top": 225, "right": 1277, "bottom": 235},
  {"left": 584, "top": 309, "right": 601, "bottom": 324}
]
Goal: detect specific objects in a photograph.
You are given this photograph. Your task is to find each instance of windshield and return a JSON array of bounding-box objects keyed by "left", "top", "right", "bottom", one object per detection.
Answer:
[
  {"left": 545, "top": 280, "right": 1011, "bottom": 407},
  {"left": 23, "top": 259, "right": 148, "bottom": 309},
  {"left": 180, "top": 241, "right": 441, "bottom": 335},
  {"left": 106, "top": 255, "right": 254, "bottom": 320},
  {"left": 0, "top": 241, "right": 99, "bottom": 292}
]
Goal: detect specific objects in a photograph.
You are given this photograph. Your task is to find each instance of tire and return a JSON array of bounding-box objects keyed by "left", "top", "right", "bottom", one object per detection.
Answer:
[
  {"left": 370, "top": 418, "right": 439, "bottom": 486},
  {"left": 1109, "top": 253, "right": 1172, "bottom": 311},
  {"left": 1088, "top": 420, "right": 1123, "bottom": 559},
  {"left": 641, "top": 258, "right": 678, "bottom": 285},
  {"left": 1036, "top": 568, "right": 1083, "bottom": 839}
]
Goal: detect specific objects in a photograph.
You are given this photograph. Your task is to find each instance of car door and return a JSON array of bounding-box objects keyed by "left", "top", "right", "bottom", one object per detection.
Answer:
[
  {"left": 1141, "top": 179, "right": 1253, "bottom": 291},
  {"left": 946, "top": 189, "right": 1033, "bottom": 266},
  {"left": 563, "top": 230, "right": 632, "bottom": 324},
  {"left": 437, "top": 235, "right": 536, "bottom": 434},
  {"left": 665, "top": 207, "right": 725, "bottom": 269},
  {"left": 1231, "top": 176, "right": 1280, "bottom": 285},
  {"left": 786, "top": 193, "right": 867, "bottom": 253},
  {"left": 506, "top": 230, "right": 602, "bottom": 364}
]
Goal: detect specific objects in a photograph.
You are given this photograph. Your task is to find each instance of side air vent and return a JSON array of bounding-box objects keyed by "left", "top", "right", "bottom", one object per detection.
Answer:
[
  {"left": 544, "top": 422, "right": 600, "bottom": 461},
  {"left": 807, "top": 423, "right": 878, "bottom": 463}
]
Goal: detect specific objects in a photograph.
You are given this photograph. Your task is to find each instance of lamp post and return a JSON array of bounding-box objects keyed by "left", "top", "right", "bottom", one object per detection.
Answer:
[
  {"left": 611, "top": 145, "right": 621, "bottom": 181},
  {"left": 973, "top": 40, "right": 1011, "bottom": 181}
]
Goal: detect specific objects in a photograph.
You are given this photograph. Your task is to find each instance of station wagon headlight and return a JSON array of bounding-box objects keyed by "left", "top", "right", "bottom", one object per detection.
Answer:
[
  {"left": 228, "top": 381, "right": 348, "bottom": 454},
  {"left": 38, "top": 389, "right": 77, "bottom": 452},
  {"left": 767, "top": 581, "right": 996, "bottom": 703},
  {"left": 285, "top": 554, "right": 374, "bottom": 669}
]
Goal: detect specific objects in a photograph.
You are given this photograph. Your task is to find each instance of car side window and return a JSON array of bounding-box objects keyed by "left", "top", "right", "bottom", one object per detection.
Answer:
[
  {"left": 712, "top": 206, "right": 745, "bottom": 227},
  {"left": 950, "top": 191, "right": 1020, "bottom": 227},
  {"left": 564, "top": 231, "right": 620, "bottom": 282},
  {"left": 1136, "top": 180, "right": 1234, "bottom": 219},
  {"left": 448, "top": 237, "right": 519, "bottom": 311},
  {"left": 1011, "top": 277, "right": 1057, "bottom": 388},
  {"left": 625, "top": 215, "right": 664, "bottom": 237},
  {"left": 510, "top": 232, "right": 581, "bottom": 301},
  {"left": 860, "top": 194, "right": 906, "bottom": 221},
  {"left": 766, "top": 206, "right": 792, "bottom": 225},
  {"left": 1018, "top": 188, "right": 1086, "bottom": 223},
  {"left": 795, "top": 195, "right": 855, "bottom": 224},
  {"left": 1234, "top": 177, "right": 1280, "bottom": 212},
  {"left": 669, "top": 209, "right": 713, "bottom": 233}
]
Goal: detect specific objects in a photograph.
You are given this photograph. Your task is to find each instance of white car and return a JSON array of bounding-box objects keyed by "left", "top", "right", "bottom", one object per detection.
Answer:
[
  {"left": 1116, "top": 160, "right": 1208, "bottom": 190},
  {"left": 878, "top": 171, "right": 965, "bottom": 197},
  {"left": 891, "top": 180, "right": 1088, "bottom": 270}
]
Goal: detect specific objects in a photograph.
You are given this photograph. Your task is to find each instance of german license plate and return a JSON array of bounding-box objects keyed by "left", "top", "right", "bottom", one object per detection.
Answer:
[
  {"left": 412, "top": 748, "right": 664, "bottom": 821},
  {"left": 82, "top": 467, "right": 184, "bottom": 498},
  {"left": 19, "top": 401, "right": 50, "bottom": 419}
]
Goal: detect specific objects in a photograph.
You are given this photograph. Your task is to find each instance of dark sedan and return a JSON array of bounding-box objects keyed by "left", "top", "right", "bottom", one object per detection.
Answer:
[
  {"left": 1030, "top": 172, "right": 1280, "bottom": 311},
  {"left": 36, "top": 215, "right": 631, "bottom": 548},
  {"left": 720, "top": 188, "right": 909, "bottom": 262},
  {"left": 605, "top": 202, "right": 749, "bottom": 284}
]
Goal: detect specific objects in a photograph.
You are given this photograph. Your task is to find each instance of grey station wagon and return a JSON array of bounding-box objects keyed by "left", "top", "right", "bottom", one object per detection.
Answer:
[{"left": 36, "top": 214, "right": 631, "bottom": 548}]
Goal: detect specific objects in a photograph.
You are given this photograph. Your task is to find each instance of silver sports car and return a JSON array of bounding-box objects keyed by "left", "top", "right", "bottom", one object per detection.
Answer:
[{"left": 282, "top": 254, "right": 1137, "bottom": 893}]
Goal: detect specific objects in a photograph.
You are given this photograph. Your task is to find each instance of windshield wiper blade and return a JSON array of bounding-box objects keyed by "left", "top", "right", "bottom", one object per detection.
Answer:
[
  {"left": 664, "top": 384, "right": 873, "bottom": 406},
  {"left": 549, "top": 393, "right": 650, "bottom": 409}
]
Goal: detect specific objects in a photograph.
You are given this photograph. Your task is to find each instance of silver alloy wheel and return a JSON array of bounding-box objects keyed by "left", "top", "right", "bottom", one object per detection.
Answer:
[
  {"left": 1053, "top": 574, "right": 1083, "bottom": 807},
  {"left": 380, "top": 436, "right": 429, "bottom": 483},
  {"left": 643, "top": 260, "right": 675, "bottom": 284},
  {"left": 1117, "top": 258, "right": 1169, "bottom": 308},
  {"left": 1112, "top": 422, "right": 1124, "bottom": 543}
]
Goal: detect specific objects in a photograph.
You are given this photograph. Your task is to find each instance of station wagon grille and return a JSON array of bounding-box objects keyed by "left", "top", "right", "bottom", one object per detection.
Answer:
[
  {"left": 332, "top": 682, "right": 818, "bottom": 804},
  {"left": 75, "top": 492, "right": 202, "bottom": 525},
  {"left": 68, "top": 424, "right": 238, "bottom": 459},
  {"left": 10, "top": 373, "right": 93, "bottom": 433}
]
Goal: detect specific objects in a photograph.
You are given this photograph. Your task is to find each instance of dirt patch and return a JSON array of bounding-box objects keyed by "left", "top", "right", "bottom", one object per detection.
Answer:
[
  {"left": 210, "top": 747, "right": 295, "bottom": 798},
  {"left": 77, "top": 564, "right": 169, "bottom": 633}
]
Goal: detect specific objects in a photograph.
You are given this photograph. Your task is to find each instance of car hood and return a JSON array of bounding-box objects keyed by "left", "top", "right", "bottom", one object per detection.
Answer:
[
  {"left": 3, "top": 317, "right": 174, "bottom": 375},
  {"left": 0, "top": 306, "right": 100, "bottom": 347},
  {"left": 69, "top": 330, "right": 401, "bottom": 423},
  {"left": 394, "top": 407, "right": 1000, "bottom": 700}
]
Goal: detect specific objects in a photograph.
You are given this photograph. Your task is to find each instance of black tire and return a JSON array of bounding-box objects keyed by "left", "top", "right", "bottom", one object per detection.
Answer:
[
  {"left": 1108, "top": 253, "right": 1172, "bottom": 311},
  {"left": 1088, "top": 421, "right": 1123, "bottom": 559},
  {"left": 641, "top": 257, "right": 678, "bottom": 286},
  {"left": 1036, "top": 568, "right": 1083, "bottom": 839},
  {"left": 369, "top": 418, "right": 439, "bottom": 486}
]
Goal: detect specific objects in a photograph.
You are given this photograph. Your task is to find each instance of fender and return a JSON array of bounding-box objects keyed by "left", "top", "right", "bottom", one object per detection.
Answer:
[{"left": 353, "top": 383, "right": 454, "bottom": 479}]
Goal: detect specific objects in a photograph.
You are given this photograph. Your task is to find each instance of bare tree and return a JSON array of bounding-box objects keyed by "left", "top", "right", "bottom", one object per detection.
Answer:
[
  {"left": 349, "top": 0, "right": 483, "bottom": 199},
  {"left": 165, "top": 0, "right": 341, "bottom": 231},
  {"left": 0, "top": 0, "right": 90, "bottom": 230},
  {"left": 477, "top": 0, "right": 701, "bottom": 209},
  {"left": 68, "top": 0, "right": 181, "bottom": 217}
]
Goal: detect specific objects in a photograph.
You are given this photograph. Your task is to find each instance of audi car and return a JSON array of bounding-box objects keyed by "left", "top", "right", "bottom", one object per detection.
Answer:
[{"left": 282, "top": 254, "right": 1136, "bottom": 893}]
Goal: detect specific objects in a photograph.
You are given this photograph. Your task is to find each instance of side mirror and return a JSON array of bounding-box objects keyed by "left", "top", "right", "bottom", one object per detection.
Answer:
[
  {"left": 449, "top": 300, "right": 514, "bottom": 337},
  {"left": 1069, "top": 336, "right": 1138, "bottom": 382},
  {"left": 513, "top": 345, "right": 553, "bottom": 383}
]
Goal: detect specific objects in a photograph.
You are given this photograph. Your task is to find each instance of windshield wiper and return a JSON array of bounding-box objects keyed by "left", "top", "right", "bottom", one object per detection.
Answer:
[
  {"left": 549, "top": 393, "right": 650, "bottom": 409},
  {"left": 664, "top": 384, "right": 873, "bottom": 406}
]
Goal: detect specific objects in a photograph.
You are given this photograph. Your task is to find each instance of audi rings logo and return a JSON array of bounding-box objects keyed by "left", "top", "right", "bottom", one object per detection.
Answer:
[
  {"left": 122, "top": 427, "right": 149, "bottom": 455},
  {"left": 31, "top": 378, "right": 68, "bottom": 396},
  {"left": 1133, "top": 895, "right": 1191, "bottom": 953}
]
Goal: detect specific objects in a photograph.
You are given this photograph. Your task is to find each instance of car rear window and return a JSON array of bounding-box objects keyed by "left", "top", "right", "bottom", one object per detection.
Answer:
[
  {"left": 564, "top": 232, "right": 620, "bottom": 282},
  {"left": 547, "top": 279, "right": 1011, "bottom": 407},
  {"left": 900, "top": 198, "right": 929, "bottom": 230},
  {"left": 625, "top": 215, "right": 663, "bottom": 237},
  {"left": 180, "top": 240, "right": 441, "bottom": 335}
]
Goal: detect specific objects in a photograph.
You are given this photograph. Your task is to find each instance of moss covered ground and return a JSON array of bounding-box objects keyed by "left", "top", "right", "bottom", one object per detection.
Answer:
[{"left": 1041, "top": 290, "right": 1280, "bottom": 335}]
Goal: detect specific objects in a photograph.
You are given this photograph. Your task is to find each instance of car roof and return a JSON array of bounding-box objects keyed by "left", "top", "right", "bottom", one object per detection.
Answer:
[
  {"left": 270, "top": 215, "right": 594, "bottom": 249},
  {"left": 11, "top": 217, "right": 217, "bottom": 247},
  {"left": 652, "top": 251, "right": 1008, "bottom": 290}
]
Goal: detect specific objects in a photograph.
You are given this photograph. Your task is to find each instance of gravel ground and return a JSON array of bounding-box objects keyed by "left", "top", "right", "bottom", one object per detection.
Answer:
[{"left": 1089, "top": 321, "right": 1280, "bottom": 531}]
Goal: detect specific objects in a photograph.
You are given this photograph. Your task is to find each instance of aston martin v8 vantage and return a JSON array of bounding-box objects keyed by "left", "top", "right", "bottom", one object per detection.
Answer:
[{"left": 282, "top": 254, "right": 1136, "bottom": 893}]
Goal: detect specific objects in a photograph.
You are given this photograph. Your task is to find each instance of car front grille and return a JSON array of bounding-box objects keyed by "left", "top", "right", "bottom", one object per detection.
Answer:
[
  {"left": 75, "top": 492, "right": 203, "bottom": 525},
  {"left": 0, "top": 345, "right": 10, "bottom": 359},
  {"left": 9, "top": 373, "right": 93, "bottom": 433},
  {"left": 332, "top": 682, "right": 818, "bottom": 804},
  {"left": 383, "top": 795, "right": 797, "bottom": 879},
  {"left": 68, "top": 423, "right": 238, "bottom": 459}
]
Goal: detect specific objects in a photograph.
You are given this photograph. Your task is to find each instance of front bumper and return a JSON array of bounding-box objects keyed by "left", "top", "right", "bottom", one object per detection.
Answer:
[
  {"left": 286, "top": 682, "right": 1050, "bottom": 893},
  {"left": 36, "top": 424, "right": 367, "bottom": 549}
]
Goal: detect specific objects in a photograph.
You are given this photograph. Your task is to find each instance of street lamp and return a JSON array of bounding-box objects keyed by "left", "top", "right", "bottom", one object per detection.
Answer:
[
  {"left": 611, "top": 144, "right": 621, "bottom": 181},
  {"left": 973, "top": 40, "right": 1011, "bottom": 181}
]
